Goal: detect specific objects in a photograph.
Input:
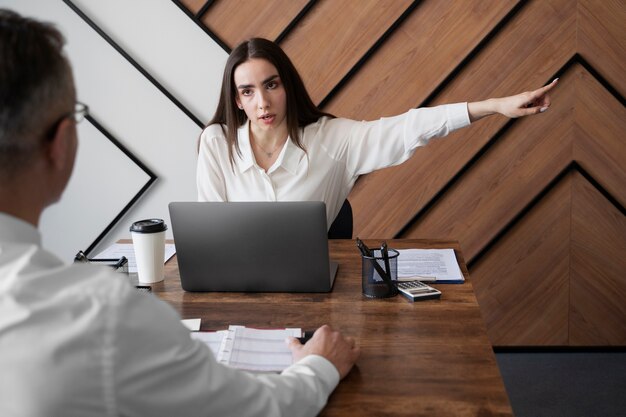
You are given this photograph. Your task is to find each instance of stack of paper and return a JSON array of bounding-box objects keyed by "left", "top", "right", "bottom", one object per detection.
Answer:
[
  {"left": 397, "top": 248, "right": 464, "bottom": 283},
  {"left": 191, "top": 325, "right": 302, "bottom": 372}
]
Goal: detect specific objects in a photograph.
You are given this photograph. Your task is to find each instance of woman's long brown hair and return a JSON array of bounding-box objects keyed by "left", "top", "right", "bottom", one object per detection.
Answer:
[{"left": 206, "top": 38, "right": 334, "bottom": 166}]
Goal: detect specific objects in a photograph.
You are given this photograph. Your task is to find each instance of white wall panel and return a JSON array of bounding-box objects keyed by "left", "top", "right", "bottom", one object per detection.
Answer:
[
  {"left": 41, "top": 119, "right": 153, "bottom": 258},
  {"left": 72, "top": 0, "right": 227, "bottom": 123},
  {"left": 2, "top": 0, "right": 227, "bottom": 261}
]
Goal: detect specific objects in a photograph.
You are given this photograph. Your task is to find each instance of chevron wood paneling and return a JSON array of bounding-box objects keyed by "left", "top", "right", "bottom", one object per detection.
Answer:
[
  {"left": 180, "top": 0, "right": 626, "bottom": 346},
  {"left": 578, "top": 0, "right": 626, "bottom": 97},
  {"left": 407, "top": 61, "right": 625, "bottom": 253},
  {"left": 350, "top": 0, "right": 577, "bottom": 237},
  {"left": 570, "top": 172, "right": 626, "bottom": 345},
  {"left": 574, "top": 66, "right": 626, "bottom": 207},
  {"left": 470, "top": 172, "right": 572, "bottom": 346}
]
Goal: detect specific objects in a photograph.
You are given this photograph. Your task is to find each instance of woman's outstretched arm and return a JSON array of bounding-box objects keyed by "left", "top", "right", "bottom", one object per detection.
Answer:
[{"left": 467, "top": 78, "right": 559, "bottom": 122}]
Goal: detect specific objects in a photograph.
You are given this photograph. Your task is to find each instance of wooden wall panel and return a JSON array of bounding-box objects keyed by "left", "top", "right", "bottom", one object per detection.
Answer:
[
  {"left": 402, "top": 66, "right": 576, "bottom": 261},
  {"left": 323, "top": 0, "right": 519, "bottom": 119},
  {"left": 200, "top": 0, "right": 309, "bottom": 49},
  {"left": 179, "top": 0, "right": 626, "bottom": 346},
  {"left": 578, "top": 0, "right": 626, "bottom": 96},
  {"left": 570, "top": 172, "right": 626, "bottom": 345},
  {"left": 279, "top": 0, "right": 412, "bottom": 105},
  {"left": 574, "top": 68, "right": 626, "bottom": 207},
  {"left": 349, "top": 0, "right": 576, "bottom": 238},
  {"left": 471, "top": 173, "right": 572, "bottom": 346}
]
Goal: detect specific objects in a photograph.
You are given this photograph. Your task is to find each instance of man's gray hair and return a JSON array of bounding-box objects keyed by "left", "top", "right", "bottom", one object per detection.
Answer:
[{"left": 0, "top": 9, "right": 74, "bottom": 177}]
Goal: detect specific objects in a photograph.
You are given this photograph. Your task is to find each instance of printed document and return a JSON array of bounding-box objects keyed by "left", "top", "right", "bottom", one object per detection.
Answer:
[
  {"left": 192, "top": 325, "right": 301, "bottom": 372},
  {"left": 397, "top": 248, "right": 464, "bottom": 283},
  {"left": 191, "top": 330, "right": 229, "bottom": 357}
]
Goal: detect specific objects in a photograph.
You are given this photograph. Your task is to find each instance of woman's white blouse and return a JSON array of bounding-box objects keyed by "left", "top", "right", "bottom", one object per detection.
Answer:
[{"left": 197, "top": 103, "right": 471, "bottom": 227}]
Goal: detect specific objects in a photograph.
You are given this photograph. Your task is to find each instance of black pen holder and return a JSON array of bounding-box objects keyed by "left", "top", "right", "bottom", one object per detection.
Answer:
[{"left": 361, "top": 249, "right": 399, "bottom": 298}]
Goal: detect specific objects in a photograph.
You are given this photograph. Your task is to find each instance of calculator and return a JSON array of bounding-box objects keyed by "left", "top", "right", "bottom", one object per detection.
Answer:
[{"left": 397, "top": 281, "right": 441, "bottom": 302}]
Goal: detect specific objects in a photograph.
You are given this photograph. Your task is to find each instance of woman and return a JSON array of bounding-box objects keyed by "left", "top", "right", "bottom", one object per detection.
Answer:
[{"left": 197, "top": 38, "right": 557, "bottom": 229}]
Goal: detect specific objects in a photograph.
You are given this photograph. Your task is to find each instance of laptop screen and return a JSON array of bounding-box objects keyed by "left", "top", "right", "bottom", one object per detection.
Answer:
[{"left": 168, "top": 201, "right": 337, "bottom": 292}]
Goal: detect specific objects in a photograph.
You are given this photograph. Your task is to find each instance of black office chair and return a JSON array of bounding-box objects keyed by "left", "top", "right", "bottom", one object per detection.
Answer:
[{"left": 328, "top": 200, "right": 353, "bottom": 239}]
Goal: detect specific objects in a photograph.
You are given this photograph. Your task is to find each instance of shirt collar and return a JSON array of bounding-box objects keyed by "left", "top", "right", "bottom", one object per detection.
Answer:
[
  {"left": 236, "top": 122, "right": 305, "bottom": 176},
  {"left": 0, "top": 212, "right": 41, "bottom": 246}
]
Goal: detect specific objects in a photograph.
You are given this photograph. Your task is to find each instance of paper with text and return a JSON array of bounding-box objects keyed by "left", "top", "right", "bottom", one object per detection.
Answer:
[
  {"left": 397, "top": 248, "right": 464, "bottom": 283},
  {"left": 191, "top": 331, "right": 228, "bottom": 357},
  {"left": 217, "top": 325, "right": 302, "bottom": 372}
]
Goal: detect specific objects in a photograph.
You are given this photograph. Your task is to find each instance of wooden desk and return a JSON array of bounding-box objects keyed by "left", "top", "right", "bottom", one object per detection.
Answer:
[{"left": 152, "top": 239, "right": 513, "bottom": 416}]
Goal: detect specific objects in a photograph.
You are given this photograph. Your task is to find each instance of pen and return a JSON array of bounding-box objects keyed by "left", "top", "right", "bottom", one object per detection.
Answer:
[
  {"left": 380, "top": 242, "right": 391, "bottom": 278},
  {"left": 356, "top": 237, "right": 371, "bottom": 257},
  {"left": 381, "top": 242, "right": 394, "bottom": 293},
  {"left": 297, "top": 330, "right": 314, "bottom": 344},
  {"left": 381, "top": 242, "right": 391, "bottom": 278}
]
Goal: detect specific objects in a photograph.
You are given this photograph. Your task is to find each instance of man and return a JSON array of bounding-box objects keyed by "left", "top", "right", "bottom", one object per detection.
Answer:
[{"left": 0, "top": 9, "right": 359, "bottom": 417}]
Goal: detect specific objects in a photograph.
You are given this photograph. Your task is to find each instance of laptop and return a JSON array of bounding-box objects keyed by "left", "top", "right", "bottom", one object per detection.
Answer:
[{"left": 168, "top": 201, "right": 338, "bottom": 292}]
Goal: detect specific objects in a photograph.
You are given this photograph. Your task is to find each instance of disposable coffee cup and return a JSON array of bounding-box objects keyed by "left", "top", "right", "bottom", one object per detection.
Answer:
[{"left": 130, "top": 219, "right": 167, "bottom": 284}]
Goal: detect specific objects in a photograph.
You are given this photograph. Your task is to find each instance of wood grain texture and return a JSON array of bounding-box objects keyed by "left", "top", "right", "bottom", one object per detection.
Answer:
[
  {"left": 402, "top": 66, "right": 576, "bottom": 261},
  {"left": 323, "top": 0, "right": 519, "bottom": 119},
  {"left": 574, "top": 64, "right": 626, "bottom": 207},
  {"left": 570, "top": 173, "right": 626, "bottom": 345},
  {"left": 578, "top": 0, "right": 626, "bottom": 97},
  {"left": 279, "top": 0, "right": 413, "bottom": 105},
  {"left": 470, "top": 175, "right": 572, "bottom": 346},
  {"left": 152, "top": 240, "right": 513, "bottom": 416},
  {"left": 200, "top": 0, "right": 310, "bottom": 49},
  {"left": 348, "top": 0, "right": 576, "bottom": 238}
]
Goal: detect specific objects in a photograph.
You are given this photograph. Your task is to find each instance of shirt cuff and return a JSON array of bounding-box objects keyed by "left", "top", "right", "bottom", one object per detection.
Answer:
[
  {"left": 291, "top": 354, "right": 341, "bottom": 393},
  {"left": 446, "top": 102, "right": 471, "bottom": 129}
]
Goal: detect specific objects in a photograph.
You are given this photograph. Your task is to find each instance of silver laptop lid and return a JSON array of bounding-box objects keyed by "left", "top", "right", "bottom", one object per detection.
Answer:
[{"left": 168, "top": 201, "right": 337, "bottom": 292}]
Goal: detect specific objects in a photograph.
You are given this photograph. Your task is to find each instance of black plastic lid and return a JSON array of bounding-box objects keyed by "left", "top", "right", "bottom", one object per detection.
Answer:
[{"left": 129, "top": 219, "right": 167, "bottom": 234}]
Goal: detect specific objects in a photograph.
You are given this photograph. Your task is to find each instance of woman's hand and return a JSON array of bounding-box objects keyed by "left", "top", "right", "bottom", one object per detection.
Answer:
[{"left": 468, "top": 78, "right": 558, "bottom": 122}]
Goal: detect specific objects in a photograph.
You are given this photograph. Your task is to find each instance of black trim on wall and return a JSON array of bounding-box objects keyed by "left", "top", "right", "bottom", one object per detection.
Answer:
[
  {"left": 196, "top": 0, "right": 216, "bottom": 20},
  {"left": 275, "top": 0, "right": 318, "bottom": 45},
  {"left": 171, "top": 0, "right": 231, "bottom": 53},
  {"left": 83, "top": 114, "right": 157, "bottom": 256},
  {"left": 317, "top": 0, "right": 422, "bottom": 110},
  {"left": 63, "top": 0, "right": 205, "bottom": 128},
  {"left": 468, "top": 160, "right": 625, "bottom": 270},
  {"left": 577, "top": 54, "right": 626, "bottom": 108}
]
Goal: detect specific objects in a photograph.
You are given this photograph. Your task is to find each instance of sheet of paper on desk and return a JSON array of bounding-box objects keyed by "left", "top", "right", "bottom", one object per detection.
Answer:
[
  {"left": 93, "top": 243, "right": 176, "bottom": 273},
  {"left": 397, "top": 248, "right": 464, "bottom": 283},
  {"left": 217, "top": 326, "right": 301, "bottom": 372},
  {"left": 181, "top": 318, "right": 201, "bottom": 331},
  {"left": 191, "top": 330, "right": 228, "bottom": 357}
]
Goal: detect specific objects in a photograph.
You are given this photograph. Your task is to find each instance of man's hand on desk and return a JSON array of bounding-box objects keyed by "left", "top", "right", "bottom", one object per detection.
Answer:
[{"left": 286, "top": 325, "right": 360, "bottom": 379}]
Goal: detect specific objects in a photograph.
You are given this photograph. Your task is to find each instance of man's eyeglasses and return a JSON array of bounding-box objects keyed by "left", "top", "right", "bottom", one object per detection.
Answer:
[
  {"left": 45, "top": 101, "right": 89, "bottom": 140},
  {"left": 70, "top": 101, "right": 89, "bottom": 123}
]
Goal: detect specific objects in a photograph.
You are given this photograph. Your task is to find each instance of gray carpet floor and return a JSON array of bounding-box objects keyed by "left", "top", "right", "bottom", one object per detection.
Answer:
[{"left": 495, "top": 352, "right": 626, "bottom": 417}]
